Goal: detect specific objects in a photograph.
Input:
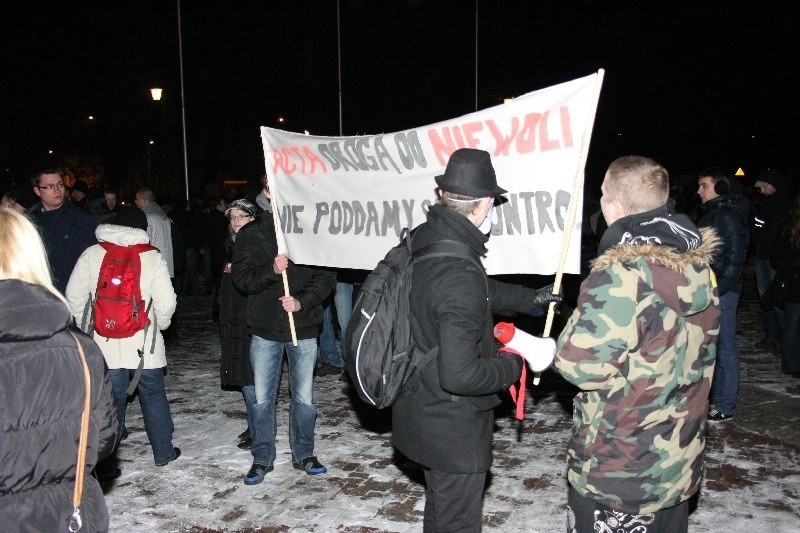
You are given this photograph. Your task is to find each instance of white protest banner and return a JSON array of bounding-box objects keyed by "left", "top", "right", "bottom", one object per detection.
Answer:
[{"left": 262, "top": 72, "right": 601, "bottom": 275}]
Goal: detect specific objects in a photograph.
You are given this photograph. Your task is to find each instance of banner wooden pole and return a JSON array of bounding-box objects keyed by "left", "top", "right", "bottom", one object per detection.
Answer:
[
  {"left": 268, "top": 190, "right": 298, "bottom": 346},
  {"left": 535, "top": 69, "right": 605, "bottom": 385}
]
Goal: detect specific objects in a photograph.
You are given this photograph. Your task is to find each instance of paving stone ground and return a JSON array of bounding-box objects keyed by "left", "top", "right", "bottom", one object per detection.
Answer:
[{"left": 104, "top": 263, "right": 800, "bottom": 532}]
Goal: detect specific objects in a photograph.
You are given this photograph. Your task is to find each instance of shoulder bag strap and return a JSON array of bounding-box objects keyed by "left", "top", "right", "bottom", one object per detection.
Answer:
[{"left": 67, "top": 331, "right": 92, "bottom": 532}]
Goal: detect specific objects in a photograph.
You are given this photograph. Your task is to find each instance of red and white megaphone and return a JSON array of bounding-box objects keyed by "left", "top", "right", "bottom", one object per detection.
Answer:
[{"left": 494, "top": 322, "right": 555, "bottom": 372}]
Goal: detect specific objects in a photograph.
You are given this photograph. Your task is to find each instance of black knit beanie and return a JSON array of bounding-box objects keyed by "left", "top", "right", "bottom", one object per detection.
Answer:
[{"left": 114, "top": 205, "right": 148, "bottom": 231}]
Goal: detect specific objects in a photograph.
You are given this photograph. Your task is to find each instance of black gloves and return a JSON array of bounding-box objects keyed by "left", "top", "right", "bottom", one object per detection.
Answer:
[{"left": 532, "top": 284, "right": 563, "bottom": 308}]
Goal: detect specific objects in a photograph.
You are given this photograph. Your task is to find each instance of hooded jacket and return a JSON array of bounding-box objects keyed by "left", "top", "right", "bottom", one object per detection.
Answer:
[
  {"left": 556, "top": 210, "right": 721, "bottom": 515},
  {"left": 65, "top": 224, "right": 177, "bottom": 369},
  {"left": 0, "top": 280, "right": 117, "bottom": 532},
  {"left": 392, "top": 204, "right": 544, "bottom": 474}
]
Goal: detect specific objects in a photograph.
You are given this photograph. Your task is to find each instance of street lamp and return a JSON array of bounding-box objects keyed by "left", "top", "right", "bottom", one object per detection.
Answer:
[{"left": 150, "top": 87, "right": 163, "bottom": 101}]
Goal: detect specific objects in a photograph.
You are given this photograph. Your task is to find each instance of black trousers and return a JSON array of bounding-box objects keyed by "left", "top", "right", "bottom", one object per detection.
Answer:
[
  {"left": 567, "top": 485, "right": 688, "bottom": 533},
  {"left": 423, "top": 468, "right": 485, "bottom": 533}
]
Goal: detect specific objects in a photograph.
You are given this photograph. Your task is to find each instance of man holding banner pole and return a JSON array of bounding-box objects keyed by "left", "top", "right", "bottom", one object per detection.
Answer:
[
  {"left": 391, "top": 148, "right": 562, "bottom": 532},
  {"left": 232, "top": 181, "right": 335, "bottom": 485}
]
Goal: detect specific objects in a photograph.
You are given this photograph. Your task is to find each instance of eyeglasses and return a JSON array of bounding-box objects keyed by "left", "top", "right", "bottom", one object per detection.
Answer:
[
  {"left": 230, "top": 215, "right": 253, "bottom": 222},
  {"left": 36, "top": 183, "right": 65, "bottom": 191}
]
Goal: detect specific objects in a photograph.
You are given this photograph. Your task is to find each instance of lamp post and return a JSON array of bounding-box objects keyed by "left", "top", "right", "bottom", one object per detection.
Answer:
[
  {"left": 147, "top": 139, "right": 155, "bottom": 186},
  {"left": 150, "top": 88, "right": 163, "bottom": 189}
]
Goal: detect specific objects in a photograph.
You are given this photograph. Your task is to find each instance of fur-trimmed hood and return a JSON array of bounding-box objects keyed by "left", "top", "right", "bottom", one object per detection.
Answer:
[
  {"left": 592, "top": 226, "right": 720, "bottom": 273},
  {"left": 591, "top": 226, "right": 721, "bottom": 317}
]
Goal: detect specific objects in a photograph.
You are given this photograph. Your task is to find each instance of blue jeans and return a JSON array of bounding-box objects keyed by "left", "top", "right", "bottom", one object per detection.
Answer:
[
  {"left": 710, "top": 291, "right": 740, "bottom": 415},
  {"left": 755, "top": 259, "right": 784, "bottom": 345},
  {"left": 781, "top": 303, "right": 800, "bottom": 374},
  {"left": 250, "top": 335, "right": 318, "bottom": 466},
  {"left": 319, "top": 281, "right": 354, "bottom": 367},
  {"left": 108, "top": 368, "right": 176, "bottom": 465},
  {"left": 242, "top": 385, "right": 256, "bottom": 438}
]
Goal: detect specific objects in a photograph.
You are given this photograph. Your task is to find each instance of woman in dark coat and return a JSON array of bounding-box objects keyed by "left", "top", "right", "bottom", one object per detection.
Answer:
[
  {"left": 217, "top": 198, "right": 258, "bottom": 448},
  {"left": 0, "top": 207, "right": 117, "bottom": 531}
]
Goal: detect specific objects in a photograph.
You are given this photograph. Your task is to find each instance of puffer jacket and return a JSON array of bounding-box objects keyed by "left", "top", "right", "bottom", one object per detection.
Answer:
[
  {"left": 555, "top": 227, "right": 721, "bottom": 515},
  {"left": 392, "top": 205, "right": 544, "bottom": 474},
  {"left": 0, "top": 279, "right": 117, "bottom": 532},
  {"left": 65, "top": 224, "right": 177, "bottom": 369},
  {"left": 697, "top": 194, "right": 749, "bottom": 295}
]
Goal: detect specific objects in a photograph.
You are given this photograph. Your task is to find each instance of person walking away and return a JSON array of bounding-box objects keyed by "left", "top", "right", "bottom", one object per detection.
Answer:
[
  {"left": 556, "top": 156, "right": 721, "bottom": 532},
  {"left": 66, "top": 205, "right": 180, "bottom": 467},
  {"left": 232, "top": 181, "right": 336, "bottom": 485},
  {"left": 29, "top": 161, "right": 98, "bottom": 293},
  {"left": 391, "top": 148, "right": 561, "bottom": 532},
  {"left": 0, "top": 207, "right": 117, "bottom": 531},
  {"left": 696, "top": 168, "right": 749, "bottom": 421},
  {"left": 218, "top": 198, "right": 258, "bottom": 449}
]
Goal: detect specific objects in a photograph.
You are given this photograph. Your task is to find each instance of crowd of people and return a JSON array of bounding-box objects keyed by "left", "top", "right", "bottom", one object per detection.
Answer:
[{"left": 1, "top": 151, "right": 798, "bottom": 531}]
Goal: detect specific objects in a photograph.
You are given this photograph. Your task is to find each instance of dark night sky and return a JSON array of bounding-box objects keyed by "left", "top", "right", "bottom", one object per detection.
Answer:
[{"left": 1, "top": 1, "right": 797, "bottom": 194}]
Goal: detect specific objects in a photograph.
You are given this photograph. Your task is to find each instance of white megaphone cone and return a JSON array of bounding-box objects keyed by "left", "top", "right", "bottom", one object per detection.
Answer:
[{"left": 494, "top": 322, "right": 556, "bottom": 372}]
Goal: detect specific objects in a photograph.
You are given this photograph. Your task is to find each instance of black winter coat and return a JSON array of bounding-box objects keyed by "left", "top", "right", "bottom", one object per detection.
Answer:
[
  {"left": 770, "top": 222, "right": 800, "bottom": 303},
  {"left": 219, "top": 249, "right": 254, "bottom": 387},
  {"left": 0, "top": 280, "right": 117, "bottom": 532},
  {"left": 697, "top": 194, "right": 749, "bottom": 295},
  {"left": 753, "top": 190, "right": 793, "bottom": 259},
  {"left": 232, "top": 209, "right": 335, "bottom": 341},
  {"left": 392, "top": 205, "right": 544, "bottom": 474}
]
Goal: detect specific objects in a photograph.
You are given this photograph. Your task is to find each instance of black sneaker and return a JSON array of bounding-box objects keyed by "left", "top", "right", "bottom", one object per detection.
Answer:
[
  {"left": 237, "top": 437, "right": 252, "bottom": 450},
  {"left": 292, "top": 455, "right": 327, "bottom": 475},
  {"left": 237, "top": 428, "right": 250, "bottom": 443},
  {"left": 155, "top": 447, "right": 181, "bottom": 466},
  {"left": 708, "top": 408, "right": 733, "bottom": 422},
  {"left": 244, "top": 463, "right": 273, "bottom": 485}
]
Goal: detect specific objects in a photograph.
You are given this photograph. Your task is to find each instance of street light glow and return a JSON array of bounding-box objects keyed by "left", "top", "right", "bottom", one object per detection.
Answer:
[{"left": 150, "top": 87, "right": 163, "bottom": 101}]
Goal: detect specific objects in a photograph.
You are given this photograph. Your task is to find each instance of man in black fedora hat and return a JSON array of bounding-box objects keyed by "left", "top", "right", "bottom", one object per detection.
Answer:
[{"left": 392, "top": 148, "right": 561, "bottom": 531}]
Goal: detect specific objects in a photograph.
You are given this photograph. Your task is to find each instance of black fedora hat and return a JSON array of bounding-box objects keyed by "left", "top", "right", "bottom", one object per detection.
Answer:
[{"left": 434, "top": 148, "right": 507, "bottom": 198}]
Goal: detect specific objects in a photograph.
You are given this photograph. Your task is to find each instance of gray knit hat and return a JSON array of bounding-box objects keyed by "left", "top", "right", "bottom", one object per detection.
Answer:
[{"left": 225, "top": 198, "right": 257, "bottom": 218}]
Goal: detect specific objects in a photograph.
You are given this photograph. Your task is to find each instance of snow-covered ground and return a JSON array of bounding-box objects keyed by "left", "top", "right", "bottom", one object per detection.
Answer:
[{"left": 104, "top": 275, "right": 800, "bottom": 532}]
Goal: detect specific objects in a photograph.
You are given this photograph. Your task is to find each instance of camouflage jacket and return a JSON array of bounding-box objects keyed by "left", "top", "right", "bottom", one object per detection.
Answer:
[{"left": 555, "top": 227, "right": 721, "bottom": 514}]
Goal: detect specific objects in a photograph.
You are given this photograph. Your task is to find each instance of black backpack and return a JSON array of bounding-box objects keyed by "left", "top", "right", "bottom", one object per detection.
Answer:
[{"left": 345, "top": 229, "right": 482, "bottom": 409}]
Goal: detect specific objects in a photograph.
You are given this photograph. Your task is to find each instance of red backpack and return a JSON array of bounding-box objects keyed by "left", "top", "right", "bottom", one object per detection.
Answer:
[{"left": 93, "top": 241, "right": 157, "bottom": 338}]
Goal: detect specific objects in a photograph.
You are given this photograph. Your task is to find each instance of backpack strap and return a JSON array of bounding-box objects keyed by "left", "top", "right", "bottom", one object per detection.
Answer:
[
  {"left": 80, "top": 298, "right": 93, "bottom": 334},
  {"left": 126, "top": 298, "right": 154, "bottom": 396}
]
